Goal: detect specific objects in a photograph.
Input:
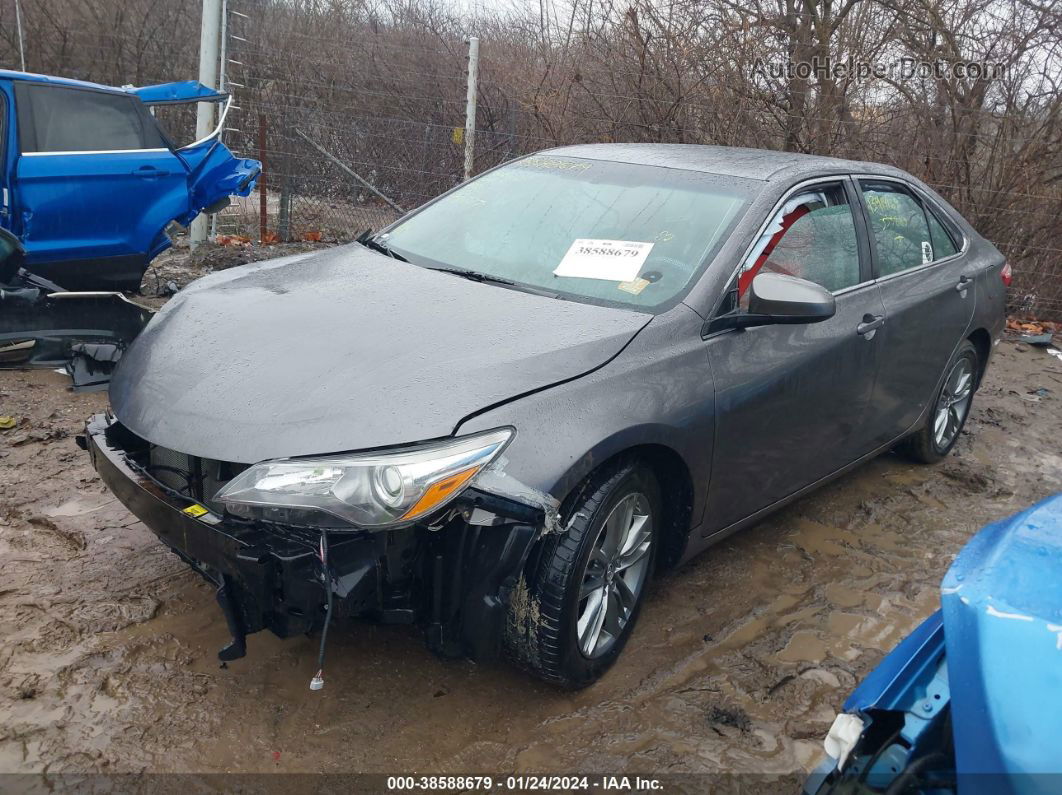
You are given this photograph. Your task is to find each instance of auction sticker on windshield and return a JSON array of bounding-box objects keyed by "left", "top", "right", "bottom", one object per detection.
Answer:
[{"left": 553, "top": 239, "right": 653, "bottom": 281}]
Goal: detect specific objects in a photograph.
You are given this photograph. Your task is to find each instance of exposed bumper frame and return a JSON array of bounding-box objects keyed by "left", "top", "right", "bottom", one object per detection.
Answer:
[{"left": 82, "top": 413, "right": 540, "bottom": 663}]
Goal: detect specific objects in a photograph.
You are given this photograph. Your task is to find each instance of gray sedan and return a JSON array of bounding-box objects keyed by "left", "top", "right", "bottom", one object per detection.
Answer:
[{"left": 85, "top": 144, "right": 1006, "bottom": 688}]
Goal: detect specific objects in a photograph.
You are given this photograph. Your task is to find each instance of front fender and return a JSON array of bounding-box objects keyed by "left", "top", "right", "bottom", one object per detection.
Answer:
[{"left": 456, "top": 305, "right": 714, "bottom": 536}]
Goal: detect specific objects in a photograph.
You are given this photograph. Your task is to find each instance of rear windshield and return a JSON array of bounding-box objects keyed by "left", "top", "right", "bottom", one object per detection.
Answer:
[{"left": 383, "top": 155, "right": 755, "bottom": 311}]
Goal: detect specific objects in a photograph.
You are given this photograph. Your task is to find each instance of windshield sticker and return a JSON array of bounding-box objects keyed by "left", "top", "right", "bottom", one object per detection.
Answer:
[
  {"left": 617, "top": 277, "right": 650, "bottom": 295},
  {"left": 921, "top": 241, "right": 933, "bottom": 263},
  {"left": 553, "top": 239, "right": 654, "bottom": 281}
]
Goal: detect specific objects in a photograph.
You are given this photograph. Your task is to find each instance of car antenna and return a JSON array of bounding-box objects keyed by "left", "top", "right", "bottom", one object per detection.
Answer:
[{"left": 310, "top": 530, "right": 334, "bottom": 691}]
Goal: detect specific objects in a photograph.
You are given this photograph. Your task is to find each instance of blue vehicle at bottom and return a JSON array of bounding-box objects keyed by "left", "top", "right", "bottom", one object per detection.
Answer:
[{"left": 807, "top": 495, "right": 1062, "bottom": 795}]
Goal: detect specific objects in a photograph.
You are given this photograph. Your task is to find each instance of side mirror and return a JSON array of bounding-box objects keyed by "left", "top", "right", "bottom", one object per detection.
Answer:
[
  {"left": 0, "top": 228, "right": 26, "bottom": 284},
  {"left": 711, "top": 272, "right": 836, "bottom": 332},
  {"left": 747, "top": 272, "right": 836, "bottom": 323}
]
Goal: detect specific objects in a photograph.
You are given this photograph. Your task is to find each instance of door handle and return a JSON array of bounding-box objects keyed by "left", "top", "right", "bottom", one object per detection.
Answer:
[
  {"left": 955, "top": 275, "right": 971, "bottom": 293},
  {"left": 857, "top": 314, "right": 885, "bottom": 336},
  {"left": 132, "top": 166, "right": 171, "bottom": 178}
]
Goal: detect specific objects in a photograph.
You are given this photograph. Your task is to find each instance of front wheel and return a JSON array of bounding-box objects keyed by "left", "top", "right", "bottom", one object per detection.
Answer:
[
  {"left": 504, "top": 460, "right": 660, "bottom": 688},
  {"left": 900, "top": 340, "right": 979, "bottom": 464}
]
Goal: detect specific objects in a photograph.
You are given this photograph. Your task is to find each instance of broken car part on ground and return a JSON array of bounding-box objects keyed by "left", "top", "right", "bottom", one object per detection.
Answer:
[
  {"left": 0, "top": 228, "right": 152, "bottom": 390},
  {"left": 85, "top": 145, "right": 1005, "bottom": 688}
]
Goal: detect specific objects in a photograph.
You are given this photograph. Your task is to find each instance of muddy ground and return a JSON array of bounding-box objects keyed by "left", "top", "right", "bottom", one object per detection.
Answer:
[{"left": 1, "top": 335, "right": 1061, "bottom": 782}]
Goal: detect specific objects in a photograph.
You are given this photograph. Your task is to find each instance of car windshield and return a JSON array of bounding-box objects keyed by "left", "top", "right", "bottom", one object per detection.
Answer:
[{"left": 382, "top": 155, "right": 755, "bottom": 311}]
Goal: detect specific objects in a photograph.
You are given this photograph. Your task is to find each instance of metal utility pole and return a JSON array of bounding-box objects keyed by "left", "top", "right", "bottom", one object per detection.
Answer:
[
  {"left": 217, "top": 0, "right": 229, "bottom": 98},
  {"left": 463, "top": 37, "right": 479, "bottom": 182},
  {"left": 190, "top": 0, "right": 223, "bottom": 248},
  {"left": 258, "top": 114, "right": 268, "bottom": 243},
  {"left": 209, "top": 0, "right": 229, "bottom": 240},
  {"left": 14, "top": 0, "right": 26, "bottom": 71}
]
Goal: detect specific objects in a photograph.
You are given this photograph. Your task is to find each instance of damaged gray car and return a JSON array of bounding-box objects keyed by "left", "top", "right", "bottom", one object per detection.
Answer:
[{"left": 83, "top": 145, "right": 1006, "bottom": 687}]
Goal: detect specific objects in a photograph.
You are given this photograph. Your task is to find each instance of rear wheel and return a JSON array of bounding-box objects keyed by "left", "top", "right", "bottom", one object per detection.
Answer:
[
  {"left": 900, "top": 340, "right": 979, "bottom": 464},
  {"left": 504, "top": 459, "right": 660, "bottom": 688}
]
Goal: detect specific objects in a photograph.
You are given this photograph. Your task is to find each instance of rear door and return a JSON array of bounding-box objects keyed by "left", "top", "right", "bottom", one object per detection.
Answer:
[
  {"left": 703, "top": 178, "right": 887, "bottom": 532},
  {"left": 12, "top": 82, "right": 190, "bottom": 290},
  {"left": 0, "top": 84, "right": 12, "bottom": 235},
  {"left": 856, "top": 178, "right": 975, "bottom": 447},
  {"left": 130, "top": 82, "right": 260, "bottom": 225}
]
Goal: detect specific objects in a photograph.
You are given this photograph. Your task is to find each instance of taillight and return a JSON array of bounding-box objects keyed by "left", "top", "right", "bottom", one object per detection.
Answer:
[{"left": 1001, "top": 262, "right": 1013, "bottom": 287}]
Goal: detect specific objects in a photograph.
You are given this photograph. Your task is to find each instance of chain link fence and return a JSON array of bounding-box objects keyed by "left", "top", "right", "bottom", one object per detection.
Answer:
[{"left": 213, "top": 106, "right": 530, "bottom": 245}]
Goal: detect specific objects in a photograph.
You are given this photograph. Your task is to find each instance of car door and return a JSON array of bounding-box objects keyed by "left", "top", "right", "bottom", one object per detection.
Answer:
[
  {"left": 130, "top": 82, "right": 261, "bottom": 228},
  {"left": 702, "top": 177, "right": 887, "bottom": 533},
  {"left": 12, "top": 81, "right": 190, "bottom": 290},
  {"left": 856, "top": 178, "right": 975, "bottom": 448},
  {"left": 0, "top": 84, "right": 12, "bottom": 235}
]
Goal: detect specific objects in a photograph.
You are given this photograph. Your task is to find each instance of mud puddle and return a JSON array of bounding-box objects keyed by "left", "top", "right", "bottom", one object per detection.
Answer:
[{"left": 1, "top": 340, "right": 1060, "bottom": 777}]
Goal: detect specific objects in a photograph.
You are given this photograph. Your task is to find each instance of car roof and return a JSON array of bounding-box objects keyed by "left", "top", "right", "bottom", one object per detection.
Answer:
[
  {"left": 0, "top": 69, "right": 127, "bottom": 94},
  {"left": 541, "top": 143, "right": 908, "bottom": 183}
]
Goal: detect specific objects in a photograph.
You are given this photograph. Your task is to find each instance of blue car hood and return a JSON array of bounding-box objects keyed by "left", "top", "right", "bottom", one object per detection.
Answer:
[{"left": 941, "top": 495, "right": 1062, "bottom": 780}]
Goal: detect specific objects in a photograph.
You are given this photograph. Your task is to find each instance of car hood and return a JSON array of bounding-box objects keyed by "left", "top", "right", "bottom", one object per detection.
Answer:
[
  {"left": 109, "top": 244, "right": 650, "bottom": 463},
  {"left": 941, "top": 494, "right": 1062, "bottom": 779}
]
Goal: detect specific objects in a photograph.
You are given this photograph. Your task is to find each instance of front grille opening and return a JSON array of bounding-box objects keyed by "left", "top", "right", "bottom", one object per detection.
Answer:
[
  {"left": 147, "top": 444, "right": 248, "bottom": 512},
  {"left": 105, "top": 422, "right": 340, "bottom": 547},
  {"left": 107, "top": 423, "right": 370, "bottom": 544}
]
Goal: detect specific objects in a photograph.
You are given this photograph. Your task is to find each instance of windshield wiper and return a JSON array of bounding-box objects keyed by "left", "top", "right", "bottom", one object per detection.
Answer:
[
  {"left": 427, "top": 267, "right": 560, "bottom": 298},
  {"left": 426, "top": 266, "right": 516, "bottom": 286},
  {"left": 356, "top": 229, "right": 408, "bottom": 262}
]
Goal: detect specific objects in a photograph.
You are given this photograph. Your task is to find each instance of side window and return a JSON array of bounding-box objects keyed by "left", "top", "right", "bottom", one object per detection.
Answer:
[
  {"left": 737, "top": 182, "right": 861, "bottom": 305},
  {"left": 926, "top": 208, "right": 958, "bottom": 259},
  {"left": 860, "top": 181, "right": 939, "bottom": 276},
  {"left": 16, "top": 84, "right": 163, "bottom": 153}
]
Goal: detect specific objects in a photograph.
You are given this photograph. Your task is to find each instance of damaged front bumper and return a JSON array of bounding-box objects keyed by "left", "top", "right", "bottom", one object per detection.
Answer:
[{"left": 82, "top": 413, "right": 542, "bottom": 663}]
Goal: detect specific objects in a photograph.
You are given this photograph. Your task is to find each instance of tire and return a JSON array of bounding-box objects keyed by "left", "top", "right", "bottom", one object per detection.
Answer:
[
  {"left": 503, "top": 459, "right": 661, "bottom": 688},
  {"left": 900, "top": 340, "right": 980, "bottom": 464}
]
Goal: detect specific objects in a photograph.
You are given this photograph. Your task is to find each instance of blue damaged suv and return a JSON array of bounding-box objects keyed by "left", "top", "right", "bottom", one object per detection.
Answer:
[{"left": 0, "top": 71, "right": 260, "bottom": 291}]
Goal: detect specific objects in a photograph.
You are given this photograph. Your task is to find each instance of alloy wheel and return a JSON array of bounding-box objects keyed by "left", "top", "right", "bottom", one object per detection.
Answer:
[
  {"left": 576, "top": 492, "right": 653, "bottom": 658},
  {"left": 933, "top": 356, "right": 974, "bottom": 451}
]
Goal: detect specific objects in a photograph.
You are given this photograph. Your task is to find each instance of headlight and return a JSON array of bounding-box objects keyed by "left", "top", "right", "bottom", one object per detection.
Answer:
[{"left": 215, "top": 428, "right": 512, "bottom": 529}]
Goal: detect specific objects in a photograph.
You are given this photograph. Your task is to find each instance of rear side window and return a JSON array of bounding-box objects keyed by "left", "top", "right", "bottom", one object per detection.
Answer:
[
  {"left": 15, "top": 84, "right": 163, "bottom": 153},
  {"left": 738, "top": 182, "right": 862, "bottom": 300},
  {"left": 860, "top": 181, "right": 957, "bottom": 276},
  {"left": 926, "top": 209, "right": 958, "bottom": 259}
]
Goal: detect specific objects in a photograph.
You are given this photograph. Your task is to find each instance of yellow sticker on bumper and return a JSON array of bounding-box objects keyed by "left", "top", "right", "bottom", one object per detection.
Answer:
[{"left": 182, "top": 503, "right": 209, "bottom": 518}]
